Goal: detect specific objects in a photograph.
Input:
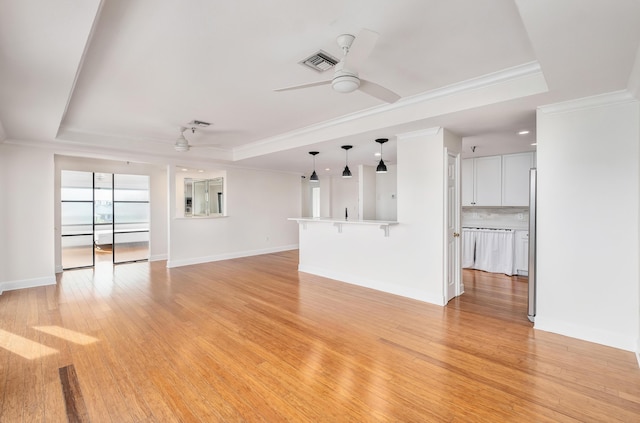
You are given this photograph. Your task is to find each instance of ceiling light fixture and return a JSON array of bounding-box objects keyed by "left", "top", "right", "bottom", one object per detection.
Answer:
[
  {"left": 309, "top": 151, "right": 319, "bottom": 182},
  {"left": 175, "top": 126, "right": 195, "bottom": 152},
  {"left": 341, "top": 145, "right": 353, "bottom": 178},
  {"left": 375, "top": 138, "right": 388, "bottom": 174},
  {"left": 518, "top": 130, "right": 530, "bottom": 135}
]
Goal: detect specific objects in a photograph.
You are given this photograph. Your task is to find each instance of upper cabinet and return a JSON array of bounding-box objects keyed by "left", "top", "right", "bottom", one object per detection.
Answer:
[
  {"left": 462, "top": 155, "right": 502, "bottom": 206},
  {"left": 463, "top": 152, "right": 535, "bottom": 207},
  {"left": 502, "top": 152, "right": 535, "bottom": 206}
]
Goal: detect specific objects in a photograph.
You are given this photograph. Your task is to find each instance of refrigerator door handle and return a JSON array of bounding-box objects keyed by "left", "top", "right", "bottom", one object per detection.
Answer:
[{"left": 528, "top": 168, "right": 537, "bottom": 323}]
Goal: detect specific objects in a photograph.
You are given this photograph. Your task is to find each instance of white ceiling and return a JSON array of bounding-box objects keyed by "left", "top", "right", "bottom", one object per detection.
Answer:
[{"left": 1, "top": 0, "right": 639, "bottom": 176}]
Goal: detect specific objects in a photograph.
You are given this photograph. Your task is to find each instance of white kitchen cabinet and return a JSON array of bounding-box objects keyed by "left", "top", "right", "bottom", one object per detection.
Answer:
[
  {"left": 462, "top": 156, "right": 502, "bottom": 206},
  {"left": 514, "top": 230, "right": 529, "bottom": 276},
  {"left": 502, "top": 152, "right": 535, "bottom": 206}
]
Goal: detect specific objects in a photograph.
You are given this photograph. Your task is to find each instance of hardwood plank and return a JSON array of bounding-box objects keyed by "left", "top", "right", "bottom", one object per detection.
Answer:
[{"left": 1, "top": 251, "right": 639, "bottom": 421}]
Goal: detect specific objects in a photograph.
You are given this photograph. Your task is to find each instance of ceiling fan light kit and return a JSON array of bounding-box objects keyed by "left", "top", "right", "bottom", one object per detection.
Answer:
[
  {"left": 332, "top": 74, "right": 360, "bottom": 93},
  {"left": 175, "top": 127, "right": 192, "bottom": 152}
]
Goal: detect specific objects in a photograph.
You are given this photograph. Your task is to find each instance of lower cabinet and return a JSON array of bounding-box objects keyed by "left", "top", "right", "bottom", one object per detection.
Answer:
[
  {"left": 514, "top": 230, "right": 529, "bottom": 276},
  {"left": 462, "top": 228, "right": 529, "bottom": 276}
]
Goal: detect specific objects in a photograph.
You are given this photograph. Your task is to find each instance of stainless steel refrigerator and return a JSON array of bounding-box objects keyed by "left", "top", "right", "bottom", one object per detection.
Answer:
[{"left": 528, "top": 168, "right": 537, "bottom": 322}]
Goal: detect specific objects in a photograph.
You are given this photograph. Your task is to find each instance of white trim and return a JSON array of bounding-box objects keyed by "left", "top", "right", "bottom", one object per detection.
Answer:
[
  {"left": 55, "top": 265, "right": 63, "bottom": 274},
  {"left": 149, "top": 254, "right": 168, "bottom": 262},
  {"left": 298, "top": 264, "right": 446, "bottom": 306},
  {"left": 396, "top": 127, "right": 442, "bottom": 140},
  {"left": 538, "top": 90, "right": 636, "bottom": 115},
  {"left": 636, "top": 339, "right": 640, "bottom": 368},
  {"left": 166, "top": 244, "right": 298, "bottom": 268},
  {"left": 534, "top": 316, "right": 636, "bottom": 352},
  {"left": 234, "top": 61, "right": 544, "bottom": 160},
  {"left": 0, "top": 276, "right": 56, "bottom": 295}
]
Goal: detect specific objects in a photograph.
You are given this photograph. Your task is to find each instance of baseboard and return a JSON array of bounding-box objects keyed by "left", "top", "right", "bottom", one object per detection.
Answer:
[
  {"left": 636, "top": 339, "right": 640, "bottom": 368},
  {"left": 149, "top": 254, "right": 168, "bottom": 262},
  {"left": 0, "top": 275, "right": 56, "bottom": 295},
  {"left": 55, "top": 265, "right": 63, "bottom": 274},
  {"left": 166, "top": 244, "right": 298, "bottom": 268},
  {"left": 534, "top": 315, "right": 636, "bottom": 352},
  {"left": 298, "top": 264, "right": 445, "bottom": 306}
]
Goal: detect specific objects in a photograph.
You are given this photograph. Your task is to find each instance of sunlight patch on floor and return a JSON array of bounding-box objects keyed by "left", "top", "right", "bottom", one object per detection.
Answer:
[
  {"left": 33, "top": 325, "right": 99, "bottom": 345},
  {"left": 0, "top": 329, "right": 58, "bottom": 359}
]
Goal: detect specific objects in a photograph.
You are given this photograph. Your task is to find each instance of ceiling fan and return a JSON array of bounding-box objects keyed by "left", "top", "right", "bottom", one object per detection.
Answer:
[
  {"left": 275, "top": 29, "right": 401, "bottom": 103},
  {"left": 174, "top": 126, "right": 220, "bottom": 152}
]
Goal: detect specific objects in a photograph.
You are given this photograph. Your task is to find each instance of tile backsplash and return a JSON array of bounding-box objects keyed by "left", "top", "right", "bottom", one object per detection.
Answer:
[{"left": 462, "top": 207, "right": 529, "bottom": 230}]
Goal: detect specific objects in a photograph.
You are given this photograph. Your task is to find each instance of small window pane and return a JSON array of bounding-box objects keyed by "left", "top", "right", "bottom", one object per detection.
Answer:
[
  {"left": 62, "top": 235, "right": 93, "bottom": 269},
  {"left": 114, "top": 174, "right": 149, "bottom": 201},
  {"left": 62, "top": 202, "right": 93, "bottom": 226},
  {"left": 114, "top": 202, "right": 149, "bottom": 224},
  {"left": 61, "top": 170, "right": 93, "bottom": 201},
  {"left": 114, "top": 232, "right": 149, "bottom": 263}
]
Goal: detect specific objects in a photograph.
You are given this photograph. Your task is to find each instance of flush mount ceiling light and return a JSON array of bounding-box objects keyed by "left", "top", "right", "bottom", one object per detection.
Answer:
[
  {"left": 518, "top": 130, "right": 530, "bottom": 135},
  {"left": 309, "top": 151, "right": 319, "bottom": 182},
  {"left": 375, "top": 138, "right": 388, "bottom": 173},
  {"left": 341, "top": 145, "right": 353, "bottom": 178}
]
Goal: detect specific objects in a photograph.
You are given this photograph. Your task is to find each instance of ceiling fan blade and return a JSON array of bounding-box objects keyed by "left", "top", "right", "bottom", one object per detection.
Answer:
[
  {"left": 359, "top": 79, "right": 401, "bottom": 103},
  {"left": 344, "top": 29, "right": 379, "bottom": 70},
  {"left": 274, "top": 80, "right": 332, "bottom": 92},
  {"left": 190, "top": 143, "right": 222, "bottom": 148}
]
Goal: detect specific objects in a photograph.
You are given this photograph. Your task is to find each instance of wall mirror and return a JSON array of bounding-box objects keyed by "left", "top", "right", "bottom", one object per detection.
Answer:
[{"left": 184, "top": 177, "right": 223, "bottom": 217}]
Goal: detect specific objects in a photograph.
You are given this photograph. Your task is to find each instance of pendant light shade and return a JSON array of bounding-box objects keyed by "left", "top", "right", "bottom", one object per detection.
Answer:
[
  {"left": 375, "top": 138, "right": 388, "bottom": 173},
  {"left": 309, "top": 151, "right": 319, "bottom": 182},
  {"left": 341, "top": 145, "right": 353, "bottom": 178}
]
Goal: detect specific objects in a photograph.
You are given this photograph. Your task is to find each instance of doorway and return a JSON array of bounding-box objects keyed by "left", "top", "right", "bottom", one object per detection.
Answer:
[
  {"left": 60, "top": 170, "right": 150, "bottom": 270},
  {"left": 444, "top": 151, "right": 461, "bottom": 303}
]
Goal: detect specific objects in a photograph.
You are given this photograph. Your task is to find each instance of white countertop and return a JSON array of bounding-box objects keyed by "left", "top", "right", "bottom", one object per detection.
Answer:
[{"left": 288, "top": 217, "right": 398, "bottom": 225}]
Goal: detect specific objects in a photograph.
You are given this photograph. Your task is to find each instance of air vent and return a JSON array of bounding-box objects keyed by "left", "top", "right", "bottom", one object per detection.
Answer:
[
  {"left": 299, "top": 50, "right": 339, "bottom": 72},
  {"left": 189, "top": 120, "right": 211, "bottom": 127}
]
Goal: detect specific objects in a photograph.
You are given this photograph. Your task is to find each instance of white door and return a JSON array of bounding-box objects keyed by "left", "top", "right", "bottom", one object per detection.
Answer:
[{"left": 445, "top": 151, "right": 461, "bottom": 303}]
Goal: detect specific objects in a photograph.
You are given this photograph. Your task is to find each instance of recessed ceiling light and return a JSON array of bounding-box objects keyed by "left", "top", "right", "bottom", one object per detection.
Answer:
[
  {"left": 518, "top": 130, "right": 530, "bottom": 135},
  {"left": 531, "top": 142, "right": 538, "bottom": 146},
  {"left": 325, "top": 168, "right": 331, "bottom": 171},
  {"left": 198, "top": 169, "right": 204, "bottom": 173},
  {"left": 374, "top": 152, "right": 381, "bottom": 157},
  {"left": 181, "top": 168, "right": 188, "bottom": 172}
]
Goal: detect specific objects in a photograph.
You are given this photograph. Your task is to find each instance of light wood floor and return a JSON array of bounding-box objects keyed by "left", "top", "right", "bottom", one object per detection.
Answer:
[{"left": 1, "top": 250, "right": 639, "bottom": 422}]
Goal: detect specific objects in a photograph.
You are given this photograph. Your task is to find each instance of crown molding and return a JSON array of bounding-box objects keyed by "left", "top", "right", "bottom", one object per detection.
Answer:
[
  {"left": 396, "top": 127, "right": 442, "bottom": 140},
  {"left": 538, "top": 90, "right": 637, "bottom": 115},
  {"left": 233, "top": 61, "right": 544, "bottom": 161}
]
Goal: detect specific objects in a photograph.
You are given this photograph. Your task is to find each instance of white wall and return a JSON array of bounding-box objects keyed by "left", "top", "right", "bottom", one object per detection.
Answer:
[
  {"left": 0, "top": 144, "right": 55, "bottom": 292},
  {"left": 298, "top": 127, "right": 460, "bottom": 305},
  {"left": 54, "top": 155, "right": 168, "bottom": 267},
  {"left": 359, "top": 164, "right": 376, "bottom": 220},
  {"left": 168, "top": 167, "right": 300, "bottom": 267},
  {"left": 376, "top": 164, "right": 397, "bottom": 221},
  {"left": 330, "top": 175, "right": 358, "bottom": 219},
  {"left": 319, "top": 177, "right": 331, "bottom": 218},
  {"left": 536, "top": 93, "right": 640, "bottom": 352}
]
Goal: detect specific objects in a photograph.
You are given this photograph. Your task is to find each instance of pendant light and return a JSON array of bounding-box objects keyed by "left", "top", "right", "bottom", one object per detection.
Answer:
[
  {"left": 341, "top": 145, "right": 353, "bottom": 178},
  {"left": 375, "top": 138, "right": 388, "bottom": 173},
  {"left": 309, "top": 151, "right": 319, "bottom": 182}
]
